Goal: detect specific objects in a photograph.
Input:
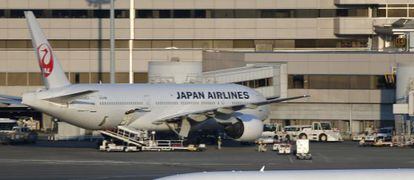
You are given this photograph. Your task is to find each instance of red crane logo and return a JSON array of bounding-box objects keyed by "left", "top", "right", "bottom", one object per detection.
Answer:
[{"left": 37, "top": 43, "right": 54, "bottom": 77}]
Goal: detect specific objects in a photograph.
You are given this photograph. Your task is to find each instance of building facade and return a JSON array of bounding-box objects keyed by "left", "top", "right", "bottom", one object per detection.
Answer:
[{"left": 0, "top": 0, "right": 413, "bottom": 134}]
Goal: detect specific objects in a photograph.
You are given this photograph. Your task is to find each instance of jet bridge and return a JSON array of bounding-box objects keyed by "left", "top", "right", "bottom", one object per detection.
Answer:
[{"left": 392, "top": 63, "right": 414, "bottom": 146}]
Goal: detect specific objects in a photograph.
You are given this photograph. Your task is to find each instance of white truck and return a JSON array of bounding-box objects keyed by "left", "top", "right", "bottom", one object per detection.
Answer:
[
  {"left": 297, "top": 122, "right": 343, "bottom": 142},
  {"left": 256, "top": 123, "right": 289, "bottom": 144},
  {"left": 357, "top": 127, "right": 394, "bottom": 146},
  {"left": 261, "top": 123, "right": 288, "bottom": 140},
  {"left": 284, "top": 125, "right": 311, "bottom": 141}
]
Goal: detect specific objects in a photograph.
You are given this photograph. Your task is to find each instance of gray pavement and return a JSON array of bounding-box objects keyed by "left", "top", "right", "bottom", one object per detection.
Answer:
[{"left": 0, "top": 141, "right": 414, "bottom": 179}]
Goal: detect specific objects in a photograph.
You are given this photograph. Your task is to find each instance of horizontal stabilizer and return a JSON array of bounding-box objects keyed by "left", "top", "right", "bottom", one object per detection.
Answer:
[
  {"left": 0, "top": 94, "right": 22, "bottom": 101},
  {"left": 0, "top": 94, "right": 22, "bottom": 105},
  {"left": 42, "top": 90, "right": 98, "bottom": 104},
  {"left": 0, "top": 98, "right": 22, "bottom": 105}
]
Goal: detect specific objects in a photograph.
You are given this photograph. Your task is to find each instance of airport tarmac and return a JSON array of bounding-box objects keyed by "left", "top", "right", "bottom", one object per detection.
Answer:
[{"left": 0, "top": 141, "right": 414, "bottom": 180}]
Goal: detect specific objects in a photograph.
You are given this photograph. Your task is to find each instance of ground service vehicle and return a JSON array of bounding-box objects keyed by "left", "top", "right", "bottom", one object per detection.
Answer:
[
  {"left": 353, "top": 127, "right": 375, "bottom": 141},
  {"left": 376, "top": 127, "right": 393, "bottom": 141},
  {"left": 355, "top": 127, "right": 393, "bottom": 143},
  {"left": 261, "top": 123, "right": 288, "bottom": 140},
  {"left": 284, "top": 125, "right": 311, "bottom": 141},
  {"left": 296, "top": 139, "right": 312, "bottom": 160},
  {"left": 297, "top": 122, "right": 342, "bottom": 142},
  {"left": 277, "top": 144, "right": 291, "bottom": 155},
  {"left": 0, "top": 126, "right": 37, "bottom": 144}
]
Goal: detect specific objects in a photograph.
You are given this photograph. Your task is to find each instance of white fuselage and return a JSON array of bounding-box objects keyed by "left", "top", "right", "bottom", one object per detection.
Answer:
[
  {"left": 158, "top": 169, "right": 414, "bottom": 180},
  {"left": 21, "top": 83, "right": 268, "bottom": 131}
]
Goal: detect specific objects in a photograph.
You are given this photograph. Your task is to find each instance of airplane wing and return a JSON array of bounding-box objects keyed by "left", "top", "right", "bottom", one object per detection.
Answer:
[
  {"left": 152, "top": 95, "right": 310, "bottom": 124},
  {"left": 253, "top": 95, "right": 310, "bottom": 106}
]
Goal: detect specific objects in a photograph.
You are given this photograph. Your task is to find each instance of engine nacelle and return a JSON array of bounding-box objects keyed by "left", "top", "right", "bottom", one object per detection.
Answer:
[{"left": 223, "top": 114, "right": 263, "bottom": 142}]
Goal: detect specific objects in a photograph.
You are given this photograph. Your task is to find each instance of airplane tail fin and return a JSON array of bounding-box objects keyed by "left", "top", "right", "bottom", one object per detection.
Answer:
[{"left": 24, "top": 11, "right": 70, "bottom": 89}]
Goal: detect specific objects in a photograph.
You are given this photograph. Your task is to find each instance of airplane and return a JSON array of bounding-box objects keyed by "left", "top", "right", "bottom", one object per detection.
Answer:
[
  {"left": 158, "top": 169, "right": 414, "bottom": 180},
  {"left": 0, "top": 11, "right": 308, "bottom": 142}
]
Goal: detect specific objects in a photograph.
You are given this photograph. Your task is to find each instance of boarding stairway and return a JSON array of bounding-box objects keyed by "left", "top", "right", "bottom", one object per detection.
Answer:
[{"left": 99, "top": 126, "right": 150, "bottom": 147}]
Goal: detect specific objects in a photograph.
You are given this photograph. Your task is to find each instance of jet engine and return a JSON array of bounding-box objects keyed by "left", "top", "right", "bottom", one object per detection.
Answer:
[{"left": 223, "top": 114, "right": 263, "bottom": 142}]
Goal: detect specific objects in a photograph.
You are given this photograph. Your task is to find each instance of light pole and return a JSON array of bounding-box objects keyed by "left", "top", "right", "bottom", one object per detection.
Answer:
[
  {"left": 110, "top": 0, "right": 115, "bottom": 83},
  {"left": 129, "top": 0, "right": 135, "bottom": 84}
]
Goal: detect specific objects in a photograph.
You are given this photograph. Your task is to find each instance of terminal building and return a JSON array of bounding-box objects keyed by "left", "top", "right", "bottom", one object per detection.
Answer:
[{"left": 0, "top": 0, "right": 414, "bottom": 137}]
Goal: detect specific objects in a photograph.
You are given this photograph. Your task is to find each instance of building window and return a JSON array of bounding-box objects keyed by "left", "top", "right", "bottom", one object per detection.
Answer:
[
  {"left": 347, "top": 9, "right": 369, "bottom": 17},
  {"left": 375, "top": 4, "right": 411, "bottom": 18},
  {"left": 374, "top": 76, "right": 395, "bottom": 89},
  {"left": 116, "top": 73, "right": 129, "bottom": 83},
  {"left": 350, "top": 75, "right": 370, "bottom": 89},
  {"left": 235, "top": 78, "right": 272, "bottom": 88},
  {"left": 137, "top": 10, "right": 152, "bottom": 18},
  {"left": 69, "top": 40, "right": 90, "bottom": 48},
  {"left": 7, "top": 73, "right": 27, "bottom": 86},
  {"left": 73, "top": 72, "right": 90, "bottom": 84},
  {"left": 28, "top": 73, "right": 42, "bottom": 86},
  {"left": 0, "top": 73, "right": 6, "bottom": 86},
  {"left": 328, "top": 75, "right": 350, "bottom": 89},
  {"left": 295, "top": 10, "right": 319, "bottom": 18},
  {"left": 289, "top": 75, "right": 396, "bottom": 90},
  {"left": 159, "top": 10, "right": 171, "bottom": 18},
  {"left": 0, "top": 8, "right": 373, "bottom": 19},
  {"left": 388, "top": 9, "right": 407, "bottom": 17},
  {"left": 213, "top": 10, "right": 234, "bottom": 18},
  {"left": 0, "top": 39, "right": 368, "bottom": 50},
  {"left": 288, "top": 75, "right": 305, "bottom": 89},
  {"left": 52, "top": 10, "right": 72, "bottom": 18},
  {"left": 134, "top": 40, "right": 152, "bottom": 48},
  {"left": 336, "top": 9, "right": 349, "bottom": 17},
  {"left": 93, "top": 10, "right": 109, "bottom": 18},
  {"left": 235, "top": 10, "right": 258, "bottom": 18},
  {"left": 234, "top": 40, "right": 255, "bottom": 48},
  {"left": 296, "top": 40, "right": 316, "bottom": 48},
  {"left": 173, "top": 10, "right": 191, "bottom": 18},
  {"left": 71, "top": 10, "right": 89, "bottom": 18},
  {"left": 308, "top": 75, "right": 329, "bottom": 89},
  {"left": 115, "top": 10, "right": 129, "bottom": 18},
  {"left": 151, "top": 40, "right": 172, "bottom": 48},
  {"left": 274, "top": 40, "right": 295, "bottom": 48},
  {"left": 377, "top": 8, "right": 387, "bottom": 17},
  {"left": 134, "top": 72, "right": 148, "bottom": 83},
  {"left": 274, "top": 10, "right": 293, "bottom": 18},
  {"left": 31, "top": 10, "right": 47, "bottom": 18},
  {"left": 9, "top": 10, "right": 25, "bottom": 18},
  {"left": 193, "top": 40, "right": 213, "bottom": 49},
  {"left": 213, "top": 40, "right": 233, "bottom": 48},
  {"left": 260, "top": 10, "right": 277, "bottom": 18},
  {"left": 319, "top": 9, "right": 336, "bottom": 17},
  {"left": 172, "top": 40, "right": 193, "bottom": 48},
  {"left": 194, "top": 10, "right": 207, "bottom": 18},
  {"left": 6, "top": 40, "right": 30, "bottom": 48}
]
